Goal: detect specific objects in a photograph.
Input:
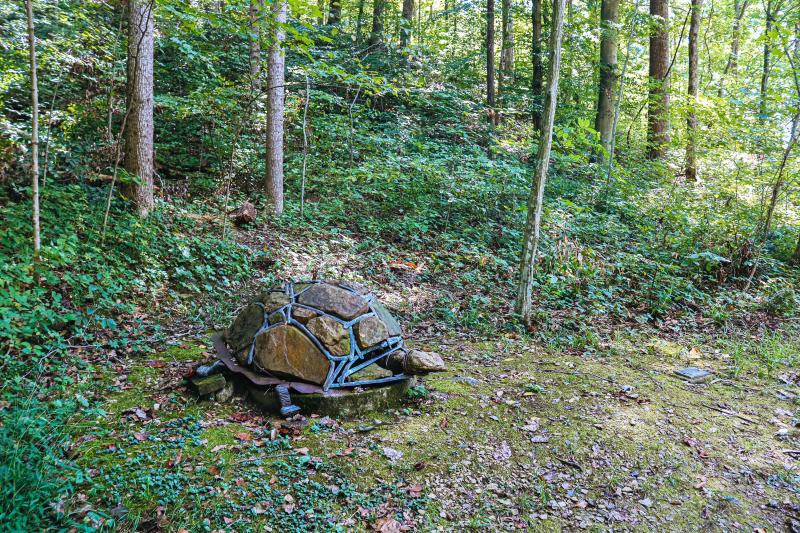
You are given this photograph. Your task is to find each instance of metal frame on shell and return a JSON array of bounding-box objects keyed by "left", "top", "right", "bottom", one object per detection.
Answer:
[{"left": 244, "top": 280, "right": 408, "bottom": 391}]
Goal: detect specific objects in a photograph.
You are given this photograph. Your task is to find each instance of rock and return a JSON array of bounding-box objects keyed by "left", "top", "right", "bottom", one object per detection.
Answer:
[
  {"left": 384, "top": 349, "right": 446, "bottom": 374},
  {"left": 190, "top": 373, "right": 227, "bottom": 396},
  {"left": 355, "top": 315, "right": 390, "bottom": 349},
  {"left": 228, "top": 200, "right": 256, "bottom": 226},
  {"left": 257, "top": 290, "right": 291, "bottom": 313},
  {"left": 306, "top": 316, "right": 351, "bottom": 356},
  {"left": 268, "top": 310, "right": 286, "bottom": 325},
  {"left": 215, "top": 379, "right": 235, "bottom": 402},
  {"left": 253, "top": 325, "right": 330, "bottom": 385},
  {"left": 348, "top": 364, "right": 393, "bottom": 382},
  {"left": 371, "top": 301, "right": 402, "bottom": 337},
  {"left": 226, "top": 303, "right": 265, "bottom": 359},
  {"left": 297, "top": 283, "right": 369, "bottom": 320},
  {"left": 291, "top": 306, "right": 318, "bottom": 324}
]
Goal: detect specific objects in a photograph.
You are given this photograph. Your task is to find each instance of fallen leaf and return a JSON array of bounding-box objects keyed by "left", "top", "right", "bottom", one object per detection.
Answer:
[{"left": 235, "top": 432, "right": 253, "bottom": 442}]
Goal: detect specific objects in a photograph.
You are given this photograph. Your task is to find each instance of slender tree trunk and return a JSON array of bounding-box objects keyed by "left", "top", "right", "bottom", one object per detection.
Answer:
[
  {"left": 401, "top": 0, "right": 414, "bottom": 48},
  {"left": 515, "top": 0, "right": 567, "bottom": 321},
  {"left": 25, "top": 0, "right": 40, "bottom": 261},
  {"left": 718, "top": 0, "right": 747, "bottom": 96},
  {"left": 356, "top": 0, "right": 365, "bottom": 41},
  {"left": 531, "top": 0, "right": 543, "bottom": 131},
  {"left": 249, "top": 0, "right": 262, "bottom": 92},
  {"left": 487, "top": 0, "right": 496, "bottom": 117},
  {"left": 328, "top": 0, "right": 341, "bottom": 25},
  {"left": 594, "top": 0, "right": 619, "bottom": 160},
  {"left": 266, "top": 0, "right": 287, "bottom": 215},
  {"left": 500, "top": 0, "right": 515, "bottom": 92},
  {"left": 369, "top": 0, "right": 385, "bottom": 46},
  {"left": 123, "top": 0, "right": 155, "bottom": 217},
  {"left": 685, "top": 0, "right": 701, "bottom": 180},
  {"left": 759, "top": 0, "right": 774, "bottom": 119},
  {"left": 647, "top": 0, "right": 670, "bottom": 160}
]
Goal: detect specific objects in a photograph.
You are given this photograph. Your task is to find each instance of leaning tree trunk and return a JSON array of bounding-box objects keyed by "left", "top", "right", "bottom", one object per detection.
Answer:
[
  {"left": 25, "top": 0, "right": 40, "bottom": 261},
  {"left": 328, "top": 0, "right": 341, "bottom": 25},
  {"left": 515, "top": 0, "right": 567, "bottom": 322},
  {"left": 369, "top": 0, "right": 385, "bottom": 46},
  {"left": 647, "top": 0, "right": 670, "bottom": 160},
  {"left": 487, "top": 0, "right": 496, "bottom": 118},
  {"left": 123, "top": 0, "right": 155, "bottom": 218},
  {"left": 401, "top": 0, "right": 414, "bottom": 48},
  {"left": 685, "top": 0, "right": 701, "bottom": 181},
  {"left": 266, "top": 0, "right": 287, "bottom": 215},
  {"left": 531, "top": 0, "right": 543, "bottom": 131},
  {"left": 249, "top": 0, "right": 262, "bottom": 92},
  {"left": 594, "top": 0, "right": 619, "bottom": 161},
  {"left": 499, "top": 0, "right": 515, "bottom": 96}
]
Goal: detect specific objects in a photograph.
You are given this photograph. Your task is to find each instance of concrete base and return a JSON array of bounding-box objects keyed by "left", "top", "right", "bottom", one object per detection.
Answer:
[{"left": 246, "top": 378, "right": 415, "bottom": 418}]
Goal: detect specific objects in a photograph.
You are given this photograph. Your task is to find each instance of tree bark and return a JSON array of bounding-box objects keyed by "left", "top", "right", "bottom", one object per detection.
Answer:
[
  {"left": 401, "top": 0, "right": 414, "bottom": 48},
  {"left": 487, "top": 0, "right": 496, "bottom": 115},
  {"left": 647, "top": 0, "right": 670, "bottom": 160},
  {"left": 266, "top": 0, "right": 287, "bottom": 215},
  {"left": 328, "top": 0, "right": 341, "bottom": 25},
  {"left": 594, "top": 0, "right": 619, "bottom": 160},
  {"left": 369, "top": 0, "right": 385, "bottom": 46},
  {"left": 515, "top": 0, "right": 567, "bottom": 321},
  {"left": 685, "top": 0, "right": 701, "bottom": 180},
  {"left": 531, "top": 0, "right": 543, "bottom": 131},
  {"left": 123, "top": 0, "right": 155, "bottom": 217},
  {"left": 249, "top": 0, "right": 262, "bottom": 92},
  {"left": 718, "top": 0, "right": 747, "bottom": 97},
  {"left": 25, "top": 0, "right": 40, "bottom": 260},
  {"left": 356, "top": 0, "right": 366, "bottom": 41},
  {"left": 500, "top": 0, "right": 515, "bottom": 87},
  {"left": 759, "top": 0, "right": 775, "bottom": 119}
]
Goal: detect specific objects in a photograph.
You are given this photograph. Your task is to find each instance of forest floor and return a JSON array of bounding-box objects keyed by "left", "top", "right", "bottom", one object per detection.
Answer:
[{"left": 66, "top": 222, "right": 800, "bottom": 532}]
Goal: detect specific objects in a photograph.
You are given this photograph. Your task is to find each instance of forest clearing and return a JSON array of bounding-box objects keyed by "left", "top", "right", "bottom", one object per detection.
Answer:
[{"left": 2, "top": 0, "right": 800, "bottom": 530}]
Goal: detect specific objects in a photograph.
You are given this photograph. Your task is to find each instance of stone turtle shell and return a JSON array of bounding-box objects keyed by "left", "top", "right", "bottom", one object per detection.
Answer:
[{"left": 225, "top": 280, "right": 403, "bottom": 386}]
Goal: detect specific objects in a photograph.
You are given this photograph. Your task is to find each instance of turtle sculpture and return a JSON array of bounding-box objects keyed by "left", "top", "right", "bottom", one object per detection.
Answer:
[{"left": 210, "top": 280, "right": 445, "bottom": 413}]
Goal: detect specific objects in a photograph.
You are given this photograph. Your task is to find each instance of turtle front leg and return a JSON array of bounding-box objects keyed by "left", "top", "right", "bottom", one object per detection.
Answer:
[{"left": 275, "top": 384, "right": 301, "bottom": 417}]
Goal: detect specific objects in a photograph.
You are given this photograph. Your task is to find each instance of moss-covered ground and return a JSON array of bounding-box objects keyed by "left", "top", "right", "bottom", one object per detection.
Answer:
[{"left": 65, "top": 325, "right": 800, "bottom": 531}]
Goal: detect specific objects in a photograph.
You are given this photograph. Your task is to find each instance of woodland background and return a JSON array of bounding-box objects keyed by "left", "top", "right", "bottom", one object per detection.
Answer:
[{"left": 2, "top": 0, "right": 800, "bottom": 529}]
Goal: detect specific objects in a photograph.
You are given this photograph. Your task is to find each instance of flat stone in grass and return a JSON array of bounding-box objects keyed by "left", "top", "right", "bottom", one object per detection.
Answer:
[
  {"left": 674, "top": 366, "right": 713, "bottom": 383},
  {"left": 247, "top": 378, "right": 414, "bottom": 418}
]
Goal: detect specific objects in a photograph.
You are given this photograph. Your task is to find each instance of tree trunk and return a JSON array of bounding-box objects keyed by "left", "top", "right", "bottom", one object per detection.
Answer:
[
  {"left": 401, "top": 0, "right": 414, "bottom": 48},
  {"left": 487, "top": 0, "right": 496, "bottom": 115},
  {"left": 718, "top": 0, "right": 747, "bottom": 97},
  {"left": 594, "top": 0, "right": 619, "bottom": 160},
  {"left": 123, "top": 0, "right": 155, "bottom": 218},
  {"left": 369, "top": 0, "right": 385, "bottom": 46},
  {"left": 25, "top": 0, "right": 40, "bottom": 260},
  {"left": 500, "top": 0, "right": 515, "bottom": 88},
  {"left": 515, "top": 0, "right": 567, "bottom": 322},
  {"left": 356, "top": 0, "right": 365, "bottom": 41},
  {"left": 328, "top": 0, "right": 341, "bottom": 25},
  {"left": 759, "top": 0, "right": 774, "bottom": 119},
  {"left": 647, "top": 0, "right": 670, "bottom": 160},
  {"left": 266, "top": 0, "right": 287, "bottom": 215},
  {"left": 249, "top": 0, "right": 262, "bottom": 92},
  {"left": 685, "top": 0, "right": 701, "bottom": 180},
  {"left": 531, "top": 0, "right": 543, "bottom": 131}
]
